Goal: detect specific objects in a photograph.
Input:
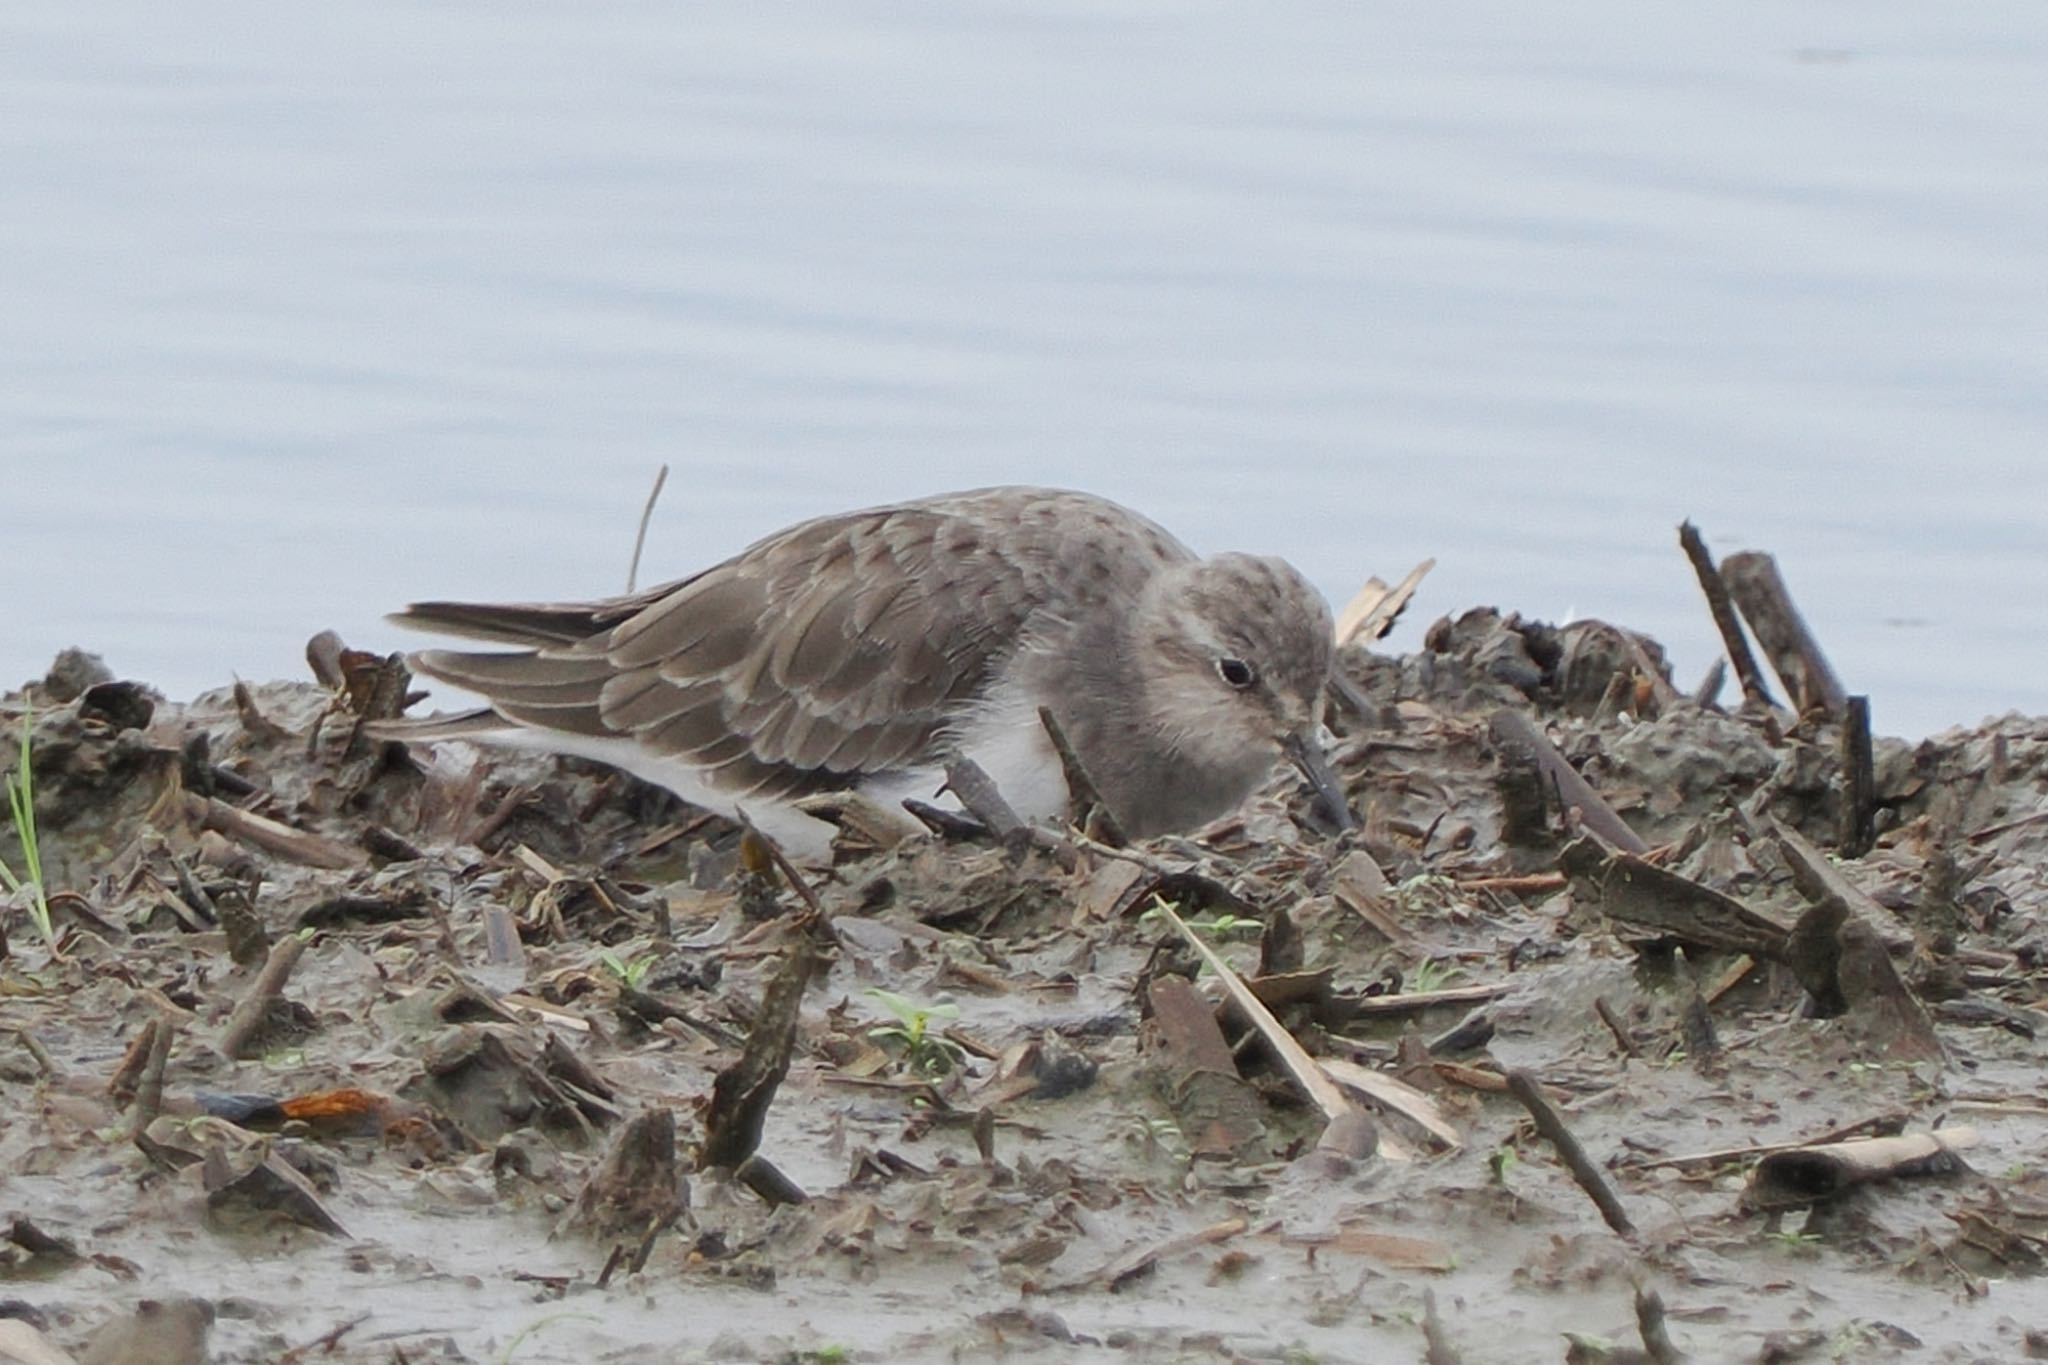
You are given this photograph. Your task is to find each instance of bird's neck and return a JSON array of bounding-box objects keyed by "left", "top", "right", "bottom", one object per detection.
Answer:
[{"left": 1044, "top": 616, "right": 1254, "bottom": 838}]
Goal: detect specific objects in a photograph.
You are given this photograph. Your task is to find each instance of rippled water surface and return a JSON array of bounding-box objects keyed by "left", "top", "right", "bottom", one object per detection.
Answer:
[{"left": 6, "top": 2, "right": 2046, "bottom": 737}]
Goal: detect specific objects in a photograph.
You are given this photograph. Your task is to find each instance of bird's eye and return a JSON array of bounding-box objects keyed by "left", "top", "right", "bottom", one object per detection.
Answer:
[{"left": 1216, "top": 657, "right": 1258, "bottom": 689}]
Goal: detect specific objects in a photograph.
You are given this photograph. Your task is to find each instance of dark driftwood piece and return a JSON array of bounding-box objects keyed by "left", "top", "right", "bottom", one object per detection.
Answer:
[
  {"left": 1748, "top": 1127, "right": 1977, "bottom": 1208},
  {"left": 1691, "top": 657, "right": 1727, "bottom": 708},
  {"left": 1835, "top": 920, "right": 1946, "bottom": 1064},
  {"left": 1147, "top": 975, "right": 1265, "bottom": 1157},
  {"left": 701, "top": 927, "right": 817, "bottom": 1171},
  {"left": 1772, "top": 821, "right": 1912, "bottom": 950},
  {"left": 220, "top": 935, "right": 310, "bottom": 1060},
  {"left": 107, "top": 1018, "right": 161, "bottom": 1105},
  {"left": 1488, "top": 710, "right": 1648, "bottom": 855},
  {"left": 1720, "top": 550, "right": 1849, "bottom": 717},
  {"left": 1678, "top": 521, "right": 1774, "bottom": 709},
  {"left": 1840, "top": 695, "right": 1876, "bottom": 857},
  {"left": 1559, "top": 839, "right": 1792, "bottom": 959},
  {"left": 1784, "top": 899, "right": 1852, "bottom": 1016},
  {"left": 1506, "top": 1069, "right": 1635, "bottom": 1236},
  {"left": 735, "top": 1153, "right": 808, "bottom": 1207},
  {"left": 127, "top": 1015, "right": 176, "bottom": 1140},
  {"left": 566, "top": 1108, "right": 685, "bottom": 1238},
  {"left": 942, "top": 758, "right": 1025, "bottom": 844},
  {"left": 187, "top": 795, "right": 362, "bottom": 871}
]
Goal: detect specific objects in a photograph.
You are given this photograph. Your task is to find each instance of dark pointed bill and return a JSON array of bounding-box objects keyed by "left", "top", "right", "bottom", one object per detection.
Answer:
[{"left": 1283, "top": 728, "right": 1356, "bottom": 832}]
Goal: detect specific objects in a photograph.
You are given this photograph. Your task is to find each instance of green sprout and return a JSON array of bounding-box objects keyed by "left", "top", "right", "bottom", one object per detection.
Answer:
[
  {"left": 495, "top": 1311, "right": 601, "bottom": 1364},
  {"left": 865, "top": 987, "right": 964, "bottom": 1076},
  {"left": 1138, "top": 895, "right": 1261, "bottom": 939},
  {"left": 1, "top": 711, "right": 57, "bottom": 955},
  {"left": 1405, "top": 958, "right": 1457, "bottom": 993},
  {"left": 1128, "top": 1114, "right": 1191, "bottom": 1166},
  {"left": 598, "top": 948, "right": 658, "bottom": 990}
]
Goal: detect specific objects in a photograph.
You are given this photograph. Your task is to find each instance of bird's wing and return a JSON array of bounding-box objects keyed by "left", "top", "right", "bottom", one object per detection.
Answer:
[{"left": 393, "top": 490, "right": 1189, "bottom": 800}]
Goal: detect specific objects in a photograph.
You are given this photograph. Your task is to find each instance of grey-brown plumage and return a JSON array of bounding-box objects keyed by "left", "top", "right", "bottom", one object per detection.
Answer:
[{"left": 386, "top": 486, "right": 1347, "bottom": 855}]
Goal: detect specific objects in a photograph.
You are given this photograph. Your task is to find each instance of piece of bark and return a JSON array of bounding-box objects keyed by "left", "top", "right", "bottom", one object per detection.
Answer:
[
  {"left": 1150, "top": 901, "right": 1361, "bottom": 1134},
  {"left": 1784, "top": 898, "right": 1850, "bottom": 1016},
  {"left": 1748, "top": 1126, "right": 1977, "bottom": 1208},
  {"left": 1330, "top": 849, "right": 1412, "bottom": 946},
  {"left": 1145, "top": 975, "right": 1264, "bottom": 1157},
  {"left": 1839, "top": 694, "right": 1876, "bottom": 857},
  {"left": 1318, "top": 1056, "right": 1462, "bottom": 1149},
  {"left": 184, "top": 795, "right": 361, "bottom": 871},
  {"left": 204, "top": 1143, "right": 348, "bottom": 1237},
  {"left": 126, "top": 1016, "right": 176, "bottom": 1140},
  {"left": 566, "top": 1109, "right": 686, "bottom": 1238},
  {"left": 1257, "top": 901, "right": 1304, "bottom": 976},
  {"left": 700, "top": 927, "right": 817, "bottom": 1170},
  {"left": 1835, "top": 919, "right": 1946, "bottom": 1064},
  {"left": 1334, "top": 559, "right": 1435, "bottom": 647},
  {"left": 1678, "top": 522, "right": 1774, "bottom": 709},
  {"left": 942, "top": 757, "right": 1027, "bottom": 848},
  {"left": 1771, "top": 821, "right": 1914, "bottom": 950},
  {"left": 1559, "top": 839, "right": 1791, "bottom": 959},
  {"left": 1488, "top": 710, "right": 1648, "bottom": 854},
  {"left": 107, "top": 1018, "right": 161, "bottom": 1107},
  {"left": 735, "top": 1154, "right": 808, "bottom": 1207},
  {"left": 1691, "top": 658, "right": 1726, "bottom": 708},
  {"left": 219, "top": 935, "right": 310, "bottom": 1060},
  {"left": 1719, "top": 550, "right": 1848, "bottom": 718},
  {"left": 215, "top": 882, "right": 269, "bottom": 969}
]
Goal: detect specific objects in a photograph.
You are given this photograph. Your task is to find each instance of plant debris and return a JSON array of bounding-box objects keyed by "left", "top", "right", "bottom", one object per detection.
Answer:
[{"left": 3, "top": 529, "right": 2047, "bottom": 1360}]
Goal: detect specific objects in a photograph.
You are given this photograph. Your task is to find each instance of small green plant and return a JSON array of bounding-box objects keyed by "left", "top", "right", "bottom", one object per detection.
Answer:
[
  {"left": 1405, "top": 958, "right": 1457, "bottom": 993},
  {"left": 495, "top": 1311, "right": 600, "bottom": 1364},
  {"left": 1128, "top": 1114, "right": 1190, "bottom": 1165},
  {"left": 1139, "top": 895, "right": 1261, "bottom": 939},
  {"left": 1, "top": 711, "right": 57, "bottom": 955},
  {"left": 865, "top": 988, "right": 964, "bottom": 1075},
  {"left": 598, "top": 948, "right": 658, "bottom": 990},
  {"left": 1488, "top": 1145, "right": 1519, "bottom": 1186}
]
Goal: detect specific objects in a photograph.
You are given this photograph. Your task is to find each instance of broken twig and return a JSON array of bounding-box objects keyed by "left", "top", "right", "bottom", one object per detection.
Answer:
[
  {"left": 1506, "top": 1069, "right": 1634, "bottom": 1236},
  {"left": 1678, "top": 521, "right": 1773, "bottom": 709},
  {"left": 1720, "top": 550, "right": 1848, "bottom": 718}
]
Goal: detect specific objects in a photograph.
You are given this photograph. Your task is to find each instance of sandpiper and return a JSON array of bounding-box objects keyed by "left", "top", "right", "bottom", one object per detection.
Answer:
[{"left": 385, "top": 486, "right": 1351, "bottom": 856}]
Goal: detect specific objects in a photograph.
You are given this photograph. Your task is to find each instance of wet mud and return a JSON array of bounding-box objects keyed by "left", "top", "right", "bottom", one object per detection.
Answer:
[{"left": 2, "top": 604, "right": 2045, "bottom": 1363}]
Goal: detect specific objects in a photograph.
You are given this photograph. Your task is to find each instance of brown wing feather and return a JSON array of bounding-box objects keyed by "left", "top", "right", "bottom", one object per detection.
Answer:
[{"left": 395, "top": 488, "right": 1194, "bottom": 798}]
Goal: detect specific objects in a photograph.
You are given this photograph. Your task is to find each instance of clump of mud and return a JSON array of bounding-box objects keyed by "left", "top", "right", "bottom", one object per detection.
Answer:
[{"left": 1, "top": 609, "right": 2045, "bottom": 1364}]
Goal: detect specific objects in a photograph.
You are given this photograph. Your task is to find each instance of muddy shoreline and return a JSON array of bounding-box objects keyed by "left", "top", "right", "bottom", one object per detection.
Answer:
[{"left": 2, "top": 596, "right": 2045, "bottom": 1363}]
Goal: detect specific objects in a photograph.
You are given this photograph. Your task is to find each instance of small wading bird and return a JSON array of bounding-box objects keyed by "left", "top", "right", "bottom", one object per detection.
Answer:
[{"left": 383, "top": 486, "right": 1353, "bottom": 859}]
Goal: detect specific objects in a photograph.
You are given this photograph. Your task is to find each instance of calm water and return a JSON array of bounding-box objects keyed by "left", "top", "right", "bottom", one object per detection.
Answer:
[{"left": 6, "top": 3, "right": 2046, "bottom": 738}]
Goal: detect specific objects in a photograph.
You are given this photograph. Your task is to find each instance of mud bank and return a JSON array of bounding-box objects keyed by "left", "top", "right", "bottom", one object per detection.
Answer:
[{"left": 2, "top": 598, "right": 2045, "bottom": 1363}]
